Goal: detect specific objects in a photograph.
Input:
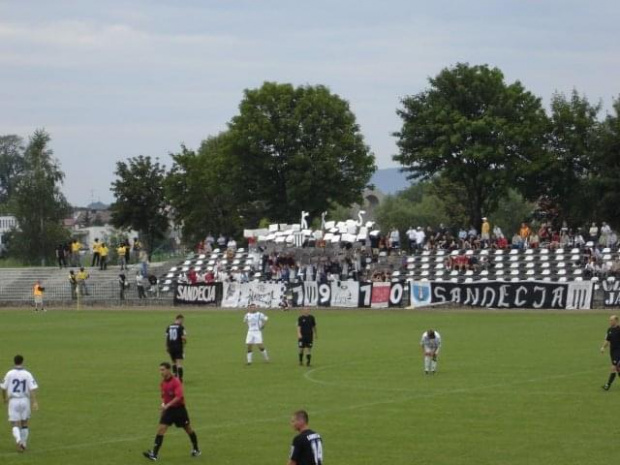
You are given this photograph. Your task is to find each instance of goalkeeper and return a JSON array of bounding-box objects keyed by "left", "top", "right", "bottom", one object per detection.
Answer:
[{"left": 420, "top": 329, "right": 441, "bottom": 374}]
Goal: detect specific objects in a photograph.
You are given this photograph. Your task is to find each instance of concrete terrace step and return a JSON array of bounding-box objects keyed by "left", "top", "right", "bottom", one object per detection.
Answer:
[{"left": 0, "top": 262, "right": 171, "bottom": 304}]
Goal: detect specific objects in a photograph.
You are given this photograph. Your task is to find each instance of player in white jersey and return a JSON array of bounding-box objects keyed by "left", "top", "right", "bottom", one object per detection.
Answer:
[
  {"left": 244, "top": 304, "right": 269, "bottom": 365},
  {"left": 0, "top": 355, "right": 39, "bottom": 452},
  {"left": 420, "top": 329, "right": 442, "bottom": 374}
]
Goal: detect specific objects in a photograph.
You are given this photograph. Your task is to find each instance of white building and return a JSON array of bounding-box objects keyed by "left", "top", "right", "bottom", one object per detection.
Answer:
[{"left": 0, "top": 215, "right": 17, "bottom": 245}]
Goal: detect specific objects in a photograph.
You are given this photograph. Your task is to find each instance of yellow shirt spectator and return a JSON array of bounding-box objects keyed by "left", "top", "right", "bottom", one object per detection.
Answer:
[
  {"left": 77, "top": 270, "right": 89, "bottom": 281},
  {"left": 117, "top": 245, "right": 127, "bottom": 257},
  {"left": 33, "top": 283, "right": 43, "bottom": 296},
  {"left": 71, "top": 241, "right": 82, "bottom": 253},
  {"left": 481, "top": 220, "right": 490, "bottom": 235},
  {"left": 100, "top": 245, "right": 109, "bottom": 257},
  {"left": 93, "top": 241, "right": 101, "bottom": 253}
]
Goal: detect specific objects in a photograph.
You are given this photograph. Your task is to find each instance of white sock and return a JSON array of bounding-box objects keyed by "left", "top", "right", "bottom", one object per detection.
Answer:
[
  {"left": 246, "top": 352, "right": 252, "bottom": 364},
  {"left": 424, "top": 356, "right": 431, "bottom": 372},
  {"left": 20, "top": 428, "right": 29, "bottom": 446},
  {"left": 12, "top": 426, "right": 20, "bottom": 444},
  {"left": 261, "top": 349, "right": 269, "bottom": 361}
]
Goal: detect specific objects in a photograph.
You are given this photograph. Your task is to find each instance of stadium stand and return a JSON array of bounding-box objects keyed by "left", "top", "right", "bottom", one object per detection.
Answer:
[
  {"left": 405, "top": 247, "right": 585, "bottom": 283},
  {"left": 0, "top": 261, "right": 173, "bottom": 306},
  {"left": 159, "top": 245, "right": 597, "bottom": 288}
]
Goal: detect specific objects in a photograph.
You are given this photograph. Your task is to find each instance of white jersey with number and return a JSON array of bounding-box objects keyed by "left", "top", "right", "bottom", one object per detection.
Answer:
[
  {"left": 420, "top": 331, "right": 442, "bottom": 353},
  {"left": 1, "top": 368, "right": 38, "bottom": 422},
  {"left": 244, "top": 312, "right": 268, "bottom": 344},
  {"left": 1, "top": 368, "right": 38, "bottom": 400}
]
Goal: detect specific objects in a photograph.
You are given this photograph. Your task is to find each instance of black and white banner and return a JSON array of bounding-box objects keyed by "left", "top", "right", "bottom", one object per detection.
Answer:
[
  {"left": 410, "top": 280, "right": 593, "bottom": 310},
  {"left": 602, "top": 281, "right": 620, "bottom": 307},
  {"left": 174, "top": 283, "right": 223, "bottom": 306},
  {"left": 289, "top": 281, "right": 405, "bottom": 308}
]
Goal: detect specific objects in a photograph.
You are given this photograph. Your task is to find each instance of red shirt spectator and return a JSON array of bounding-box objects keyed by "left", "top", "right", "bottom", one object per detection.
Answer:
[
  {"left": 497, "top": 236, "right": 508, "bottom": 249},
  {"left": 205, "top": 271, "right": 215, "bottom": 283},
  {"left": 188, "top": 269, "right": 197, "bottom": 284}
]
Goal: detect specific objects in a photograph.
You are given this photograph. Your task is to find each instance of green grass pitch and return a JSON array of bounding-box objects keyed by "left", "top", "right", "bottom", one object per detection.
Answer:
[{"left": 0, "top": 308, "right": 617, "bottom": 464}]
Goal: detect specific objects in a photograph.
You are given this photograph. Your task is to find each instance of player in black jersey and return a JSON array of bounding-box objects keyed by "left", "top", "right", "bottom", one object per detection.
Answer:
[
  {"left": 601, "top": 315, "right": 620, "bottom": 390},
  {"left": 297, "top": 308, "right": 317, "bottom": 366},
  {"left": 288, "top": 410, "right": 323, "bottom": 465},
  {"left": 166, "top": 315, "right": 187, "bottom": 382}
]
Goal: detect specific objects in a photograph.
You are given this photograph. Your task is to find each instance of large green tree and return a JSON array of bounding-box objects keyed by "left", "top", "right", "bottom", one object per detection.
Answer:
[
  {"left": 394, "top": 63, "right": 548, "bottom": 228},
  {"left": 0, "top": 135, "right": 26, "bottom": 206},
  {"left": 166, "top": 135, "right": 248, "bottom": 246},
  {"left": 8, "top": 130, "right": 71, "bottom": 264},
  {"left": 374, "top": 182, "right": 452, "bottom": 234},
  {"left": 110, "top": 155, "right": 169, "bottom": 257},
  {"left": 593, "top": 97, "right": 620, "bottom": 229},
  {"left": 540, "top": 90, "right": 601, "bottom": 225},
  {"left": 226, "top": 82, "right": 376, "bottom": 223}
]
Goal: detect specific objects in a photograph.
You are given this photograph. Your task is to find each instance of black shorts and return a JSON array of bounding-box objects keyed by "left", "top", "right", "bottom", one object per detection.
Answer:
[
  {"left": 160, "top": 406, "right": 190, "bottom": 428},
  {"left": 168, "top": 347, "right": 184, "bottom": 361},
  {"left": 298, "top": 338, "right": 313, "bottom": 349},
  {"left": 611, "top": 352, "right": 620, "bottom": 367}
]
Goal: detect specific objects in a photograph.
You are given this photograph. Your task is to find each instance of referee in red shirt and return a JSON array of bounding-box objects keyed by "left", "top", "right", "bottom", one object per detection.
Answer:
[{"left": 143, "top": 362, "right": 200, "bottom": 461}]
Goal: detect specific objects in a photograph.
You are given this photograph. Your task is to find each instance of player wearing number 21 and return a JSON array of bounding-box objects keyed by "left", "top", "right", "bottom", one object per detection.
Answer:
[
  {"left": 288, "top": 410, "right": 323, "bottom": 465},
  {"left": 0, "top": 355, "right": 39, "bottom": 453}
]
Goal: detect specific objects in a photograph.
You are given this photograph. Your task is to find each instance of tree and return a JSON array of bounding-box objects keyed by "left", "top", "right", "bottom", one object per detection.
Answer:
[
  {"left": 8, "top": 130, "right": 71, "bottom": 264},
  {"left": 226, "top": 82, "right": 376, "bottom": 223},
  {"left": 374, "top": 182, "right": 452, "bottom": 234},
  {"left": 394, "top": 63, "right": 548, "bottom": 228},
  {"left": 593, "top": 97, "right": 620, "bottom": 229},
  {"left": 110, "top": 156, "right": 169, "bottom": 258},
  {"left": 488, "top": 189, "right": 536, "bottom": 237},
  {"left": 0, "top": 135, "right": 26, "bottom": 206},
  {"left": 166, "top": 135, "right": 247, "bottom": 246},
  {"left": 540, "top": 90, "right": 601, "bottom": 225}
]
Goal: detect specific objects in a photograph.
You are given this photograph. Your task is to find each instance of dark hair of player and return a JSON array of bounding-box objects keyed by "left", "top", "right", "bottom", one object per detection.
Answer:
[
  {"left": 160, "top": 362, "right": 172, "bottom": 369},
  {"left": 427, "top": 330, "right": 435, "bottom": 339},
  {"left": 176, "top": 314, "right": 184, "bottom": 320},
  {"left": 14, "top": 355, "right": 24, "bottom": 365},
  {"left": 294, "top": 410, "right": 309, "bottom": 424}
]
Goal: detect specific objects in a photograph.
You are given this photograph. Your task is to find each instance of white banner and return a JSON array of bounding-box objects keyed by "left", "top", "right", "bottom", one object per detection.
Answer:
[
  {"left": 249, "top": 282, "right": 285, "bottom": 308},
  {"left": 222, "top": 282, "right": 285, "bottom": 308},
  {"left": 566, "top": 281, "right": 594, "bottom": 309},
  {"left": 222, "top": 282, "right": 242, "bottom": 308},
  {"left": 330, "top": 281, "right": 360, "bottom": 308}
]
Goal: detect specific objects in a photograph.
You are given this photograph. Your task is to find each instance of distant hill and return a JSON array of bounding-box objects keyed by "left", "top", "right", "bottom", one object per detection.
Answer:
[
  {"left": 370, "top": 167, "right": 411, "bottom": 195},
  {"left": 86, "top": 201, "right": 109, "bottom": 211}
]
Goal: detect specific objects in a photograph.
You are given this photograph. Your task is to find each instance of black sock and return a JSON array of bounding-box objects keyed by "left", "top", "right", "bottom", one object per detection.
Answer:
[
  {"left": 178, "top": 367, "right": 184, "bottom": 382},
  {"left": 299, "top": 353, "right": 303, "bottom": 363},
  {"left": 306, "top": 354, "right": 312, "bottom": 365},
  {"left": 189, "top": 431, "right": 199, "bottom": 450},
  {"left": 172, "top": 364, "right": 177, "bottom": 376},
  {"left": 153, "top": 434, "right": 164, "bottom": 455},
  {"left": 607, "top": 373, "right": 616, "bottom": 386}
]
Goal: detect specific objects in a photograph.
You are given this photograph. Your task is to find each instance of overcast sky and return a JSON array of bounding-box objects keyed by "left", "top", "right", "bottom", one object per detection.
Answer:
[{"left": 1, "top": 0, "right": 618, "bottom": 206}]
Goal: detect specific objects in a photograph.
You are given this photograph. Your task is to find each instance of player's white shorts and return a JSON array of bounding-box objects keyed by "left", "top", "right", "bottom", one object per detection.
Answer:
[
  {"left": 246, "top": 330, "right": 263, "bottom": 345},
  {"left": 423, "top": 346, "right": 439, "bottom": 355},
  {"left": 34, "top": 296, "right": 43, "bottom": 304},
  {"left": 8, "top": 398, "right": 31, "bottom": 422}
]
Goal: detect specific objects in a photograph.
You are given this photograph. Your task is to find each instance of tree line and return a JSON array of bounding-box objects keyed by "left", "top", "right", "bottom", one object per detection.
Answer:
[{"left": 2, "top": 63, "right": 619, "bottom": 264}]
